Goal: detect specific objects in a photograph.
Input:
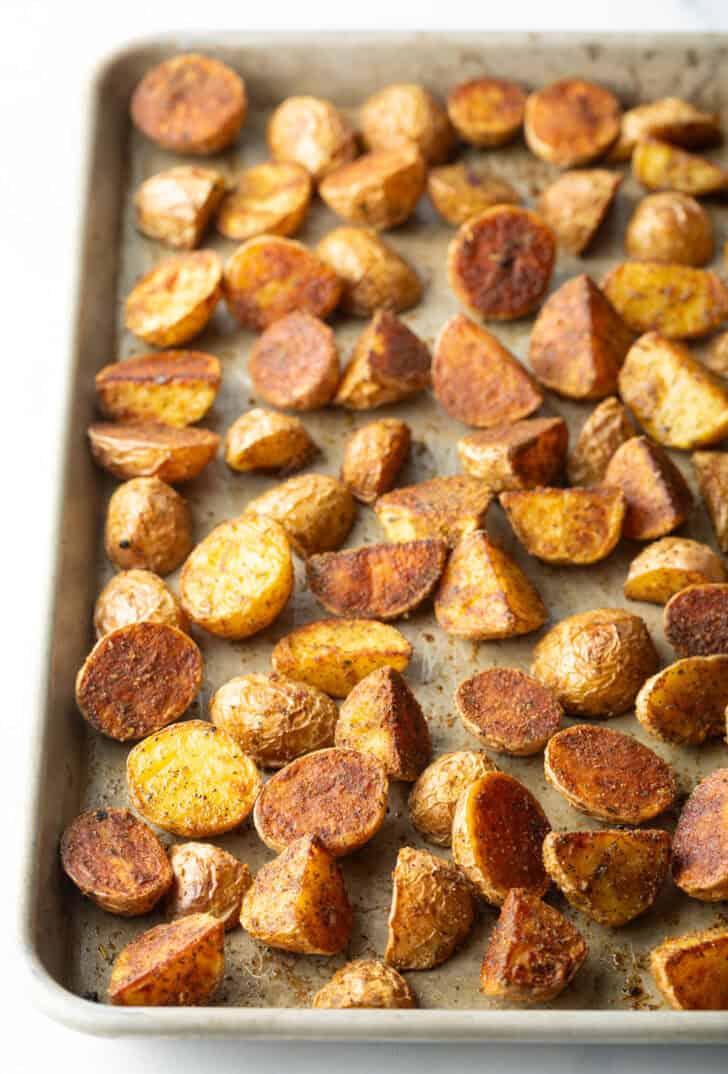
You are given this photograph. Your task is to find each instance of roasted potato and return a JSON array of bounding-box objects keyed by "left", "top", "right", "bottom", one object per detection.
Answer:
[
  {"left": 601, "top": 261, "right": 728, "bottom": 340},
  {"left": 209, "top": 672, "right": 338, "bottom": 767},
  {"left": 316, "top": 227, "right": 422, "bottom": 317},
  {"left": 447, "top": 77, "right": 525, "bottom": 147},
  {"left": 130, "top": 53, "right": 246, "bottom": 155},
  {"left": 216, "top": 161, "right": 312, "bottom": 241},
  {"left": 88, "top": 422, "right": 220, "bottom": 484},
  {"left": 567, "top": 397, "right": 637, "bottom": 487},
  {"left": 407, "top": 750, "right": 497, "bottom": 847},
  {"left": 267, "top": 95, "right": 358, "bottom": 182},
  {"left": 427, "top": 161, "right": 520, "bottom": 227},
  {"left": 224, "top": 408, "right": 315, "bottom": 474},
  {"left": 664, "top": 583, "right": 728, "bottom": 657},
  {"left": 313, "top": 959, "right": 417, "bottom": 1009},
  {"left": 319, "top": 146, "right": 426, "bottom": 230},
  {"left": 458, "top": 417, "right": 567, "bottom": 493},
  {"left": 271, "top": 618, "right": 412, "bottom": 698},
  {"left": 651, "top": 927, "right": 728, "bottom": 1010},
  {"left": 166, "top": 843, "right": 251, "bottom": 930},
  {"left": 223, "top": 236, "right": 342, "bottom": 331},
  {"left": 307, "top": 539, "right": 447, "bottom": 621},
  {"left": 543, "top": 829, "right": 671, "bottom": 927},
  {"left": 624, "top": 537, "right": 726, "bottom": 604},
  {"left": 707, "top": 331, "right": 728, "bottom": 376},
  {"left": 125, "top": 250, "right": 223, "bottom": 347},
  {"left": 127, "top": 720, "right": 262, "bottom": 837},
  {"left": 452, "top": 772, "right": 551, "bottom": 905},
  {"left": 625, "top": 192, "right": 714, "bottom": 266},
  {"left": 531, "top": 607, "right": 658, "bottom": 718},
  {"left": 633, "top": 138, "right": 728, "bottom": 196},
  {"left": 335, "top": 666, "right": 431, "bottom": 781},
  {"left": 109, "top": 913, "right": 224, "bottom": 1006},
  {"left": 104, "top": 476, "right": 192, "bottom": 575},
  {"left": 447, "top": 206, "right": 556, "bottom": 321},
  {"left": 244, "top": 473, "right": 355, "bottom": 557},
  {"left": 636, "top": 655, "right": 728, "bottom": 745},
  {"left": 375, "top": 474, "right": 492, "bottom": 546},
  {"left": 248, "top": 312, "right": 340, "bottom": 411},
  {"left": 455, "top": 668, "right": 562, "bottom": 756},
  {"left": 529, "top": 274, "right": 634, "bottom": 400},
  {"left": 95, "top": 351, "right": 221, "bottom": 428},
  {"left": 253, "top": 747, "right": 388, "bottom": 856},
  {"left": 341, "top": 418, "right": 411, "bottom": 504},
  {"left": 134, "top": 165, "right": 226, "bottom": 249},
  {"left": 480, "top": 889, "right": 587, "bottom": 1004},
  {"left": 60, "top": 807, "right": 172, "bottom": 916},
  {"left": 434, "top": 530, "right": 547, "bottom": 641},
  {"left": 361, "top": 83, "right": 454, "bottom": 164},
  {"left": 384, "top": 847, "right": 474, "bottom": 970},
  {"left": 544, "top": 724, "right": 677, "bottom": 824},
  {"left": 524, "top": 78, "right": 621, "bottom": 166},
  {"left": 537, "top": 169, "right": 621, "bottom": 255},
  {"left": 180, "top": 515, "right": 292, "bottom": 640},
  {"left": 693, "top": 450, "right": 728, "bottom": 552},
  {"left": 610, "top": 97, "right": 722, "bottom": 162},
  {"left": 93, "top": 569, "right": 188, "bottom": 638},
  {"left": 672, "top": 769, "right": 728, "bottom": 900},
  {"left": 240, "top": 835, "right": 352, "bottom": 955},
  {"left": 335, "top": 311, "right": 431, "bottom": 409},
  {"left": 604, "top": 436, "right": 693, "bottom": 541},
  {"left": 500, "top": 486, "right": 625, "bottom": 566}
]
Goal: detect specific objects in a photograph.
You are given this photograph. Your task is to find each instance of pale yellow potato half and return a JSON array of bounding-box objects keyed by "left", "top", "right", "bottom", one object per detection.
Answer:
[
  {"left": 95, "top": 351, "right": 221, "bottom": 428},
  {"left": 636, "top": 655, "right": 728, "bottom": 745},
  {"left": 125, "top": 250, "right": 223, "bottom": 347},
  {"left": 624, "top": 536, "right": 726, "bottom": 605},
  {"left": 216, "top": 161, "right": 312, "bottom": 241},
  {"left": 633, "top": 138, "right": 728, "bottom": 196},
  {"left": 601, "top": 261, "right": 728, "bottom": 340}
]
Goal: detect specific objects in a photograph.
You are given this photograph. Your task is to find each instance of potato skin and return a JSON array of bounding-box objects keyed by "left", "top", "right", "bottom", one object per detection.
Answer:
[
  {"left": 604, "top": 436, "right": 693, "bottom": 541},
  {"left": 673, "top": 770, "right": 728, "bottom": 900},
  {"left": 693, "top": 451, "right": 728, "bottom": 553},
  {"left": 447, "top": 78, "right": 525, "bottom": 148},
  {"left": 651, "top": 927, "right": 728, "bottom": 1010},
  {"left": 244, "top": 473, "right": 355, "bottom": 557},
  {"left": 267, "top": 96, "right": 357, "bottom": 182},
  {"left": 335, "top": 311, "right": 431, "bottom": 410},
  {"left": 664, "top": 583, "right": 728, "bottom": 657},
  {"left": 95, "top": 351, "right": 221, "bottom": 428},
  {"left": 537, "top": 169, "right": 621, "bottom": 255},
  {"left": 458, "top": 417, "right": 568, "bottom": 493},
  {"left": 167, "top": 843, "right": 251, "bottom": 930},
  {"left": 635, "top": 655, "right": 728, "bottom": 745},
  {"left": 134, "top": 166, "right": 225, "bottom": 249},
  {"left": 407, "top": 750, "right": 497, "bottom": 847},
  {"left": 633, "top": 138, "right": 728, "bottom": 196},
  {"left": 60, "top": 807, "right": 172, "bottom": 916},
  {"left": 427, "top": 162, "right": 520, "bottom": 227},
  {"left": 624, "top": 537, "right": 726, "bottom": 605},
  {"left": 375, "top": 474, "right": 492, "bottom": 546},
  {"left": 456, "top": 668, "right": 562, "bottom": 756},
  {"left": 93, "top": 569, "right": 188, "bottom": 638},
  {"left": 319, "top": 146, "right": 426, "bottom": 230},
  {"left": 567, "top": 397, "right": 636, "bottom": 487},
  {"left": 313, "top": 960, "right": 417, "bottom": 1009},
  {"left": 601, "top": 261, "right": 728, "bottom": 340},
  {"left": 316, "top": 227, "right": 422, "bottom": 317},
  {"left": 125, "top": 250, "right": 223, "bottom": 347},
  {"left": 524, "top": 78, "right": 621, "bottom": 167},
  {"left": 224, "top": 408, "right": 315, "bottom": 474},
  {"left": 361, "top": 83, "right": 454, "bottom": 164},
  {"left": 611, "top": 97, "right": 722, "bottom": 162},
  {"left": 105, "top": 477, "right": 192, "bottom": 575},
  {"left": 341, "top": 419, "right": 411, "bottom": 504},
  {"left": 88, "top": 422, "right": 220, "bottom": 484},
  {"left": 625, "top": 192, "right": 714, "bottom": 266},
  {"left": 500, "top": 486, "right": 625, "bottom": 566},
  {"left": 249, "top": 312, "right": 340, "bottom": 411},
  {"left": 215, "top": 161, "right": 312, "bottom": 241}
]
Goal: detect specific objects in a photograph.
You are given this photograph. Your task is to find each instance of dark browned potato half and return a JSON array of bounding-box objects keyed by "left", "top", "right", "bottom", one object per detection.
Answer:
[
  {"left": 692, "top": 451, "right": 728, "bottom": 553},
  {"left": 341, "top": 419, "right": 411, "bottom": 504},
  {"left": 664, "top": 583, "right": 728, "bottom": 657},
  {"left": 447, "top": 77, "right": 526, "bottom": 147},
  {"left": 458, "top": 417, "right": 568, "bottom": 492},
  {"left": 672, "top": 769, "right": 728, "bottom": 900},
  {"left": 604, "top": 436, "right": 693, "bottom": 541},
  {"left": 524, "top": 78, "right": 621, "bottom": 166},
  {"left": 651, "top": 928, "right": 728, "bottom": 1010},
  {"left": 335, "top": 311, "right": 431, "bottom": 410},
  {"left": 500, "top": 486, "right": 625, "bottom": 566},
  {"left": 248, "top": 312, "right": 340, "bottom": 411},
  {"left": 456, "top": 668, "right": 562, "bottom": 756},
  {"left": 375, "top": 474, "right": 492, "bottom": 546}
]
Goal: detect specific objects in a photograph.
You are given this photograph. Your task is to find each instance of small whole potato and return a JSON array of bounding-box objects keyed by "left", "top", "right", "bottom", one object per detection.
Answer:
[
  {"left": 427, "top": 161, "right": 520, "bottom": 227},
  {"left": 88, "top": 422, "right": 220, "bottom": 485},
  {"left": 316, "top": 227, "right": 422, "bottom": 317},
  {"left": 407, "top": 750, "right": 497, "bottom": 846},
  {"left": 248, "top": 312, "right": 340, "bottom": 411},
  {"left": 319, "top": 146, "right": 426, "bottom": 230},
  {"left": 244, "top": 473, "right": 355, "bottom": 557},
  {"left": 625, "top": 192, "right": 714, "bottom": 266},
  {"left": 447, "top": 78, "right": 526, "bottom": 147},
  {"left": 166, "top": 842, "right": 251, "bottom": 930},
  {"left": 313, "top": 960, "right": 417, "bottom": 1009},
  {"left": 215, "top": 161, "right": 312, "bottom": 241},
  {"left": 134, "top": 165, "right": 226, "bottom": 249},
  {"left": 224, "top": 408, "right": 315, "bottom": 474},
  {"left": 360, "top": 83, "right": 454, "bottom": 164},
  {"left": 267, "top": 95, "right": 358, "bottom": 182},
  {"left": 341, "top": 418, "right": 411, "bottom": 504},
  {"left": 125, "top": 250, "right": 223, "bottom": 348},
  {"left": 104, "top": 476, "right": 192, "bottom": 575},
  {"left": 94, "top": 569, "right": 188, "bottom": 638}
]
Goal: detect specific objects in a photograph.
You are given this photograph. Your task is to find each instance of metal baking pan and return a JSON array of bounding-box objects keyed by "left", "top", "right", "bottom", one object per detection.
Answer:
[{"left": 18, "top": 31, "right": 728, "bottom": 1041}]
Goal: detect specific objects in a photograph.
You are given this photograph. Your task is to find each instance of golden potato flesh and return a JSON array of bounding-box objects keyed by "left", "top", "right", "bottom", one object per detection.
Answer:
[
  {"left": 435, "top": 530, "right": 547, "bottom": 641},
  {"left": 384, "top": 847, "right": 474, "bottom": 970},
  {"left": 319, "top": 146, "right": 426, "bottom": 230},
  {"left": 88, "top": 422, "right": 220, "bottom": 484},
  {"left": 456, "top": 668, "right": 562, "bottom": 756},
  {"left": 633, "top": 138, "right": 728, "bottom": 196},
  {"left": 427, "top": 162, "right": 519, "bottom": 228},
  {"left": 125, "top": 250, "right": 223, "bottom": 347},
  {"left": 60, "top": 807, "right": 172, "bottom": 916},
  {"left": 216, "top": 161, "right": 311, "bottom": 241},
  {"left": 636, "top": 655, "right": 728, "bottom": 745},
  {"left": 313, "top": 959, "right": 417, "bottom": 1009},
  {"left": 93, "top": 569, "right": 187, "bottom": 639},
  {"left": 624, "top": 536, "right": 726, "bottom": 605},
  {"left": 604, "top": 436, "right": 693, "bottom": 541},
  {"left": 447, "top": 78, "right": 525, "bottom": 148},
  {"left": 375, "top": 475, "right": 492, "bottom": 547},
  {"left": 134, "top": 165, "right": 225, "bottom": 249},
  {"left": 180, "top": 515, "right": 293, "bottom": 640},
  {"left": 707, "top": 331, "right": 728, "bottom": 376},
  {"left": 625, "top": 192, "right": 714, "bottom": 266},
  {"left": 543, "top": 829, "right": 671, "bottom": 927},
  {"left": 109, "top": 913, "right": 224, "bottom": 1006},
  {"left": 104, "top": 476, "right": 192, "bottom": 575},
  {"left": 271, "top": 618, "right": 412, "bottom": 698},
  {"left": 458, "top": 417, "right": 567, "bottom": 493},
  {"left": 249, "top": 312, "right": 340, "bottom": 411},
  {"left": 500, "top": 486, "right": 625, "bottom": 566},
  {"left": 538, "top": 169, "right": 622, "bottom": 255},
  {"left": 407, "top": 750, "right": 497, "bottom": 847},
  {"left": 672, "top": 769, "right": 728, "bottom": 900},
  {"left": 480, "top": 890, "right": 587, "bottom": 1004},
  {"left": 601, "top": 261, "right": 728, "bottom": 340},
  {"left": 544, "top": 724, "right": 676, "bottom": 824},
  {"left": 664, "top": 583, "right": 728, "bottom": 657},
  {"left": 224, "top": 408, "right": 315, "bottom": 474},
  {"left": 167, "top": 843, "right": 251, "bottom": 930},
  {"left": 244, "top": 473, "right": 355, "bottom": 557},
  {"left": 361, "top": 83, "right": 454, "bottom": 164},
  {"left": 341, "top": 418, "right": 411, "bottom": 504},
  {"left": 316, "top": 227, "right": 422, "bottom": 317},
  {"left": 524, "top": 78, "right": 621, "bottom": 166},
  {"left": 95, "top": 350, "right": 221, "bottom": 428},
  {"left": 209, "top": 672, "right": 338, "bottom": 768},
  {"left": 127, "top": 720, "right": 262, "bottom": 837},
  {"left": 335, "top": 666, "right": 431, "bottom": 781},
  {"left": 651, "top": 928, "right": 728, "bottom": 1010},
  {"left": 267, "top": 96, "right": 357, "bottom": 182},
  {"left": 610, "top": 97, "right": 722, "bottom": 162},
  {"left": 335, "top": 311, "right": 431, "bottom": 410},
  {"left": 567, "top": 397, "right": 637, "bottom": 487},
  {"left": 693, "top": 450, "right": 728, "bottom": 553}
]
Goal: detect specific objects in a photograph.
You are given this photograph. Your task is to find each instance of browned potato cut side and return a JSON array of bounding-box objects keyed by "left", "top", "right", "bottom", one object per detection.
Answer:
[
  {"left": 693, "top": 451, "right": 728, "bottom": 552},
  {"left": 341, "top": 419, "right": 411, "bottom": 504},
  {"left": 125, "top": 250, "right": 223, "bottom": 347},
  {"left": 500, "top": 486, "right": 625, "bottom": 565},
  {"left": 455, "top": 668, "right": 562, "bottom": 756},
  {"left": 458, "top": 418, "right": 567, "bottom": 493},
  {"left": 216, "top": 161, "right": 312, "bottom": 241},
  {"left": 651, "top": 928, "right": 728, "bottom": 1010},
  {"left": 244, "top": 473, "right": 355, "bottom": 557},
  {"left": 673, "top": 769, "right": 728, "bottom": 900},
  {"left": 268, "top": 96, "right": 357, "bottom": 181},
  {"left": 407, "top": 750, "right": 497, "bottom": 847},
  {"left": 104, "top": 476, "right": 192, "bottom": 575},
  {"left": 94, "top": 569, "right": 188, "bottom": 639},
  {"left": 248, "top": 312, "right": 340, "bottom": 411},
  {"left": 224, "top": 409, "right": 315, "bottom": 474},
  {"left": 610, "top": 97, "right": 722, "bottom": 161},
  {"left": 88, "top": 422, "right": 220, "bottom": 484},
  {"left": 313, "top": 960, "right": 417, "bottom": 1008},
  {"left": 524, "top": 79, "right": 621, "bottom": 166},
  {"left": 633, "top": 139, "right": 728, "bottom": 195},
  {"left": 134, "top": 166, "right": 226, "bottom": 249},
  {"left": 538, "top": 170, "right": 622, "bottom": 255},
  {"left": 167, "top": 843, "right": 251, "bottom": 930},
  {"left": 624, "top": 537, "right": 727, "bottom": 604},
  {"left": 95, "top": 351, "right": 221, "bottom": 428},
  {"left": 361, "top": 83, "right": 454, "bottom": 164},
  {"left": 567, "top": 397, "right": 637, "bottom": 486},
  {"left": 636, "top": 656, "right": 728, "bottom": 745},
  {"left": 625, "top": 192, "right": 714, "bottom": 266},
  {"left": 447, "top": 78, "right": 526, "bottom": 147},
  {"left": 427, "top": 162, "right": 520, "bottom": 227},
  {"left": 335, "top": 311, "right": 431, "bottom": 409},
  {"left": 601, "top": 261, "right": 728, "bottom": 339},
  {"left": 375, "top": 474, "right": 492, "bottom": 546},
  {"left": 604, "top": 436, "right": 693, "bottom": 541},
  {"left": 316, "top": 227, "right": 421, "bottom": 317},
  {"left": 319, "top": 146, "right": 426, "bottom": 230},
  {"left": 664, "top": 583, "right": 728, "bottom": 657}
]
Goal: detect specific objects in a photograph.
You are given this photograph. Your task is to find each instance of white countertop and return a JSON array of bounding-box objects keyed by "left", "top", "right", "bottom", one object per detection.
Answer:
[{"left": 4, "top": 2, "right": 728, "bottom": 1071}]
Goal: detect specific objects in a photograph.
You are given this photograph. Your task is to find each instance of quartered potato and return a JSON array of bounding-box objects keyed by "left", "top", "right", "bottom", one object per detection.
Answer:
[
  {"left": 224, "top": 408, "right": 315, "bottom": 474},
  {"left": 500, "top": 486, "right": 625, "bottom": 566},
  {"left": 624, "top": 537, "right": 726, "bottom": 604},
  {"left": 335, "top": 666, "right": 431, "bottom": 781},
  {"left": 316, "top": 227, "right": 422, "bottom": 317},
  {"left": 531, "top": 608, "right": 658, "bottom": 718},
  {"left": 88, "top": 422, "right": 220, "bottom": 484},
  {"left": 375, "top": 474, "right": 492, "bottom": 546},
  {"left": 253, "top": 747, "right": 388, "bottom": 856},
  {"left": 360, "top": 83, "right": 454, "bottom": 164},
  {"left": 223, "top": 236, "right": 342, "bottom": 331},
  {"left": 664, "top": 583, "right": 728, "bottom": 657},
  {"left": 268, "top": 96, "right": 358, "bottom": 182},
  {"left": 384, "top": 847, "right": 474, "bottom": 970},
  {"left": 611, "top": 97, "right": 722, "bottom": 161},
  {"left": 60, "top": 807, "right": 172, "bottom": 916},
  {"left": 447, "top": 77, "right": 526, "bottom": 147},
  {"left": 529, "top": 274, "right": 634, "bottom": 400},
  {"left": 313, "top": 959, "right": 417, "bottom": 1009},
  {"left": 167, "top": 842, "right": 251, "bottom": 930},
  {"left": 241, "top": 835, "right": 352, "bottom": 955},
  {"left": 341, "top": 418, "right": 411, "bottom": 504},
  {"left": 335, "top": 311, "right": 431, "bottom": 410},
  {"left": 125, "top": 250, "right": 223, "bottom": 347},
  {"left": 544, "top": 724, "right": 676, "bottom": 824},
  {"left": 180, "top": 514, "right": 293, "bottom": 640},
  {"left": 452, "top": 772, "right": 551, "bottom": 905},
  {"left": 319, "top": 146, "right": 426, "bottom": 230},
  {"left": 134, "top": 165, "right": 226, "bottom": 249},
  {"left": 480, "top": 890, "right": 587, "bottom": 1004},
  {"left": 427, "top": 161, "right": 520, "bottom": 227},
  {"left": 524, "top": 78, "right": 621, "bottom": 166},
  {"left": 651, "top": 927, "right": 728, "bottom": 1010},
  {"left": 538, "top": 169, "right": 622, "bottom": 255},
  {"left": 435, "top": 530, "right": 547, "bottom": 641},
  {"left": 447, "top": 206, "right": 556, "bottom": 321},
  {"left": 109, "top": 913, "right": 224, "bottom": 1007},
  {"left": 249, "top": 312, "right": 340, "bottom": 411},
  {"left": 127, "top": 720, "right": 262, "bottom": 837},
  {"left": 636, "top": 655, "right": 728, "bottom": 745},
  {"left": 601, "top": 261, "right": 728, "bottom": 339},
  {"left": 104, "top": 476, "right": 192, "bottom": 575},
  {"left": 93, "top": 569, "right": 188, "bottom": 639},
  {"left": 633, "top": 139, "right": 728, "bottom": 196},
  {"left": 407, "top": 750, "right": 497, "bottom": 847},
  {"left": 693, "top": 450, "right": 728, "bottom": 552},
  {"left": 95, "top": 351, "right": 221, "bottom": 428},
  {"left": 458, "top": 417, "right": 568, "bottom": 493},
  {"left": 604, "top": 436, "right": 693, "bottom": 541},
  {"left": 567, "top": 397, "right": 636, "bottom": 487},
  {"left": 625, "top": 192, "right": 714, "bottom": 266},
  {"left": 216, "top": 161, "right": 312, "bottom": 241},
  {"left": 244, "top": 473, "right": 355, "bottom": 557},
  {"left": 209, "top": 672, "right": 338, "bottom": 768},
  {"left": 543, "top": 829, "right": 671, "bottom": 927},
  {"left": 433, "top": 314, "right": 543, "bottom": 427},
  {"left": 271, "top": 618, "right": 412, "bottom": 698},
  {"left": 456, "top": 668, "right": 562, "bottom": 756},
  {"left": 672, "top": 769, "right": 728, "bottom": 900},
  {"left": 307, "top": 539, "right": 448, "bottom": 621}
]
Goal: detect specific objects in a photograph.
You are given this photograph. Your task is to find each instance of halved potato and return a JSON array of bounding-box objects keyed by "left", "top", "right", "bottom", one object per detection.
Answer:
[
  {"left": 625, "top": 192, "right": 714, "bottom": 266},
  {"left": 252, "top": 747, "right": 388, "bottom": 856},
  {"left": 375, "top": 474, "right": 492, "bottom": 546},
  {"left": 538, "top": 169, "right": 622, "bottom": 255},
  {"left": 341, "top": 419, "right": 411, "bottom": 504},
  {"left": 95, "top": 351, "right": 221, "bottom": 428},
  {"left": 313, "top": 959, "right": 417, "bottom": 1009},
  {"left": 604, "top": 436, "right": 693, "bottom": 541},
  {"left": 427, "top": 162, "right": 519, "bottom": 227},
  {"left": 524, "top": 78, "right": 621, "bottom": 166},
  {"left": 361, "top": 83, "right": 454, "bottom": 164},
  {"left": 244, "top": 473, "right": 355, "bottom": 557},
  {"left": 316, "top": 227, "right": 421, "bottom": 317},
  {"left": 127, "top": 720, "right": 262, "bottom": 837},
  {"left": 566, "top": 397, "right": 637, "bottom": 486},
  {"left": 93, "top": 569, "right": 188, "bottom": 639},
  {"left": 610, "top": 97, "right": 722, "bottom": 162},
  {"left": 672, "top": 769, "right": 728, "bottom": 900},
  {"left": 447, "top": 77, "right": 525, "bottom": 147},
  {"left": 134, "top": 165, "right": 226, "bottom": 249},
  {"left": 319, "top": 146, "right": 426, "bottom": 230},
  {"left": 651, "top": 928, "right": 728, "bottom": 1010},
  {"left": 268, "top": 96, "right": 357, "bottom": 182},
  {"left": 216, "top": 161, "right": 311, "bottom": 241},
  {"left": 224, "top": 408, "right": 315, "bottom": 474},
  {"left": 693, "top": 450, "right": 728, "bottom": 552},
  {"left": 624, "top": 537, "right": 726, "bottom": 604},
  {"left": 456, "top": 668, "right": 562, "bottom": 756},
  {"left": 500, "top": 486, "right": 625, "bottom": 565},
  {"left": 125, "top": 250, "right": 223, "bottom": 347},
  {"left": 664, "top": 583, "right": 728, "bottom": 657},
  {"left": 633, "top": 138, "right": 728, "bottom": 195},
  {"left": 601, "top": 261, "right": 728, "bottom": 339},
  {"left": 104, "top": 476, "right": 192, "bottom": 575},
  {"left": 335, "top": 311, "right": 431, "bottom": 409},
  {"left": 88, "top": 422, "right": 220, "bottom": 484},
  {"left": 167, "top": 843, "right": 251, "bottom": 930},
  {"left": 249, "top": 312, "right": 339, "bottom": 411},
  {"left": 544, "top": 724, "right": 677, "bottom": 824},
  {"left": 458, "top": 417, "right": 567, "bottom": 493},
  {"left": 60, "top": 807, "right": 172, "bottom": 915},
  {"left": 636, "top": 655, "right": 728, "bottom": 745},
  {"left": 407, "top": 750, "right": 497, "bottom": 847}
]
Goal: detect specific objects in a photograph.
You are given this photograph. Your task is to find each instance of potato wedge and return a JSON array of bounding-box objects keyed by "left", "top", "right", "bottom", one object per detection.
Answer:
[
  {"left": 223, "top": 236, "right": 342, "bottom": 331},
  {"left": 209, "top": 672, "right": 338, "bottom": 768},
  {"left": 434, "top": 530, "right": 547, "bottom": 641},
  {"left": 538, "top": 169, "right": 622, "bottom": 255},
  {"left": 268, "top": 96, "right": 358, "bottom": 182},
  {"left": 134, "top": 165, "right": 226, "bottom": 249},
  {"left": 664, "top": 583, "right": 728, "bottom": 657},
  {"left": 375, "top": 474, "right": 492, "bottom": 546},
  {"left": 341, "top": 418, "right": 411, "bottom": 504},
  {"left": 601, "top": 261, "right": 728, "bottom": 339},
  {"left": 610, "top": 97, "right": 722, "bottom": 162},
  {"left": 452, "top": 772, "right": 551, "bottom": 905},
  {"left": 447, "top": 77, "right": 525, "bottom": 148},
  {"left": 447, "top": 206, "right": 556, "bottom": 321},
  {"left": 125, "top": 250, "right": 223, "bottom": 347},
  {"left": 636, "top": 655, "right": 728, "bottom": 745},
  {"left": 241, "top": 835, "right": 352, "bottom": 955},
  {"left": 456, "top": 668, "right": 562, "bottom": 756},
  {"left": 224, "top": 408, "right": 315, "bottom": 474},
  {"left": 127, "top": 720, "right": 262, "bottom": 837},
  {"left": 180, "top": 515, "right": 293, "bottom": 640},
  {"left": 253, "top": 747, "right": 388, "bottom": 856},
  {"left": 633, "top": 138, "right": 728, "bottom": 195},
  {"left": 427, "top": 161, "right": 520, "bottom": 227},
  {"left": 544, "top": 724, "right": 676, "bottom": 824},
  {"left": 500, "top": 486, "right": 625, "bottom": 566},
  {"left": 307, "top": 539, "right": 447, "bottom": 621},
  {"left": 271, "top": 618, "right": 412, "bottom": 698},
  {"left": 693, "top": 450, "right": 728, "bottom": 552},
  {"left": 319, "top": 146, "right": 426, "bottom": 230},
  {"left": 244, "top": 473, "right": 355, "bottom": 557},
  {"left": 458, "top": 417, "right": 568, "bottom": 493},
  {"left": 625, "top": 192, "right": 714, "bottom": 266},
  {"left": 567, "top": 397, "right": 637, "bottom": 486},
  {"left": 624, "top": 536, "right": 726, "bottom": 604},
  {"left": 60, "top": 807, "right": 172, "bottom": 916},
  {"left": 335, "top": 311, "right": 431, "bottom": 409},
  {"left": 95, "top": 351, "right": 221, "bottom": 428},
  {"left": 543, "top": 829, "right": 671, "bottom": 927},
  {"left": 335, "top": 666, "right": 431, "bottom": 781},
  {"left": 604, "top": 436, "right": 693, "bottom": 540},
  {"left": 673, "top": 769, "right": 728, "bottom": 900},
  {"left": 216, "top": 161, "right": 312, "bottom": 241},
  {"left": 104, "top": 476, "right": 192, "bottom": 575},
  {"left": 407, "top": 750, "right": 497, "bottom": 847},
  {"left": 524, "top": 78, "right": 621, "bottom": 166},
  {"left": 109, "top": 913, "right": 224, "bottom": 1006},
  {"left": 651, "top": 928, "right": 728, "bottom": 1010},
  {"left": 249, "top": 312, "right": 339, "bottom": 411},
  {"left": 88, "top": 422, "right": 220, "bottom": 484},
  {"left": 313, "top": 959, "right": 417, "bottom": 1009},
  {"left": 531, "top": 608, "right": 658, "bottom": 718},
  {"left": 361, "top": 83, "right": 454, "bottom": 164},
  {"left": 384, "top": 847, "right": 474, "bottom": 970},
  {"left": 167, "top": 843, "right": 251, "bottom": 930},
  {"left": 316, "top": 227, "right": 422, "bottom": 317},
  {"left": 93, "top": 569, "right": 188, "bottom": 639}
]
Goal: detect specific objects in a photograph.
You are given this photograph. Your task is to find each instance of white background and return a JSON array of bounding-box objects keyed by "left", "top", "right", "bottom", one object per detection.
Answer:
[{"left": 3, "top": 2, "right": 728, "bottom": 1070}]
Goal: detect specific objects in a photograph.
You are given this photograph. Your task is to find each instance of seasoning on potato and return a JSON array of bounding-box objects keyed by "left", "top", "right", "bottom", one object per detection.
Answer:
[
  {"left": 60, "top": 807, "right": 172, "bottom": 916},
  {"left": 567, "top": 397, "right": 636, "bottom": 487},
  {"left": 455, "top": 668, "right": 562, "bottom": 756},
  {"left": 95, "top": 351, "right": 221, "bottom": 428},
  {"left": 248, "top": 312, "right": 339, "bottom": 411},
  {"left": 341, "top": 418, "right": 411, "bottom": 504},
  {"left": 610, "top": 97, "right": 722, "bottom": 162},
  {"left": 624, "top": 537, "right": 727, "bottom": 605},
  {"left": 125, "top": 250, "right": 223, "bottom": 347},
  {"left": 375, "top": 474, "right": 492, "bottom": 546},
  {"left": 313, "top": 960, "right": 417, "bottom": 1009},
  {"left": 601, "top": 261, "right": 728, "bottom": 339},
  {"left": 672, "top": 769, "right": 728, "bottom": 900},
  {"left": 458, "top": 417, "right": 568, "bottom": 493},
  {"left": 93, "top": 569, "right": 188, "bottom": 639},
  {"left": 407, "top": 750, "right": 497, "bottom": 847},
  {"left": 319, "top": 146, "right": 426, "bottom": 230},
  {"left": 651, "top": 927, "right": 728, "bottom": 1010},
  {"left": 88, "top": 422, "right": 220, "bottom": 484},
  {"left": 447, "top": 77, "right": 526, "bottom": 147},
  {"left": 335, "top": 311, "right": 431, "bottom": 409},
  {"left": 360, "top": 83, "right": 454, "bottom": 164},
  {"left": 316, "top": 227, "right": 422, "bottom": 317},
  {"left": 635, "top": 655, "right": 728, "bottom": 745},
  {"left": 427, "top": 161, "right": 520, "bottom": 227},
  {"left": 224, "top": 408, "right": 315, "bottom": 474},
  {"left": 167, "top": 843, "right": 251, "bottom": 930},
  {"left": 537, "top": 169, "right": 622, "bottom": 255},
  {"left": 216, "top": 161, "right": 312, "bottom": 241},
  {"left": 664, "top": 583, "right": 728, "bottom": 657},
  {"left": 604, "top": 436, "right": 693, "bottom": 541},
  {"left": 524, "top": 78, "right": 621, "bottom": 167},
  {"left": 693, "top": 450, "right": 728, "bottom": 552},
  {"left": 134, "top": 165, "right": 226, "bottom": 249},
  {"left": 625, "top": 192, "right": 714, "bottom": 266},
  {"left": 500, "top": 486, "right": 625, "bottom": 566},
  {"left": 244, "top": 472, "right": 355, "bottom": 557},
  {"left": 267, "top": 95, "right": 358, "bottom": 182},
  {"left": 104, "top": 476, "right": 192, "bottom": 575},
  {"left": 633, "top": 138, "right": 728, "bottom": 196}
]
